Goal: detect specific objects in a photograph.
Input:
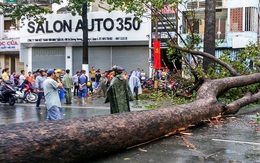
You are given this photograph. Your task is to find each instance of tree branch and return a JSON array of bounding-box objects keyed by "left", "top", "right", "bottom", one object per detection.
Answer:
[
  {"left": 167, "top": 42, "right": 240, "bottom": 76},
  {"left": 224, "top": 91, "right": 260, "bottom": 115}
]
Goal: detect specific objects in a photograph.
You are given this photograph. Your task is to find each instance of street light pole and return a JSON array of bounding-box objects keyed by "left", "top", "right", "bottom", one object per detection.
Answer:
[{"left": 82, "top": 2, "right": 89, "bottom": 76}]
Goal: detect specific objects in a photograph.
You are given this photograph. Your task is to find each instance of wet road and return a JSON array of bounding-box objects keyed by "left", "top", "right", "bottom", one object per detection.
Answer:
[
  {"left": 0, "top": 97, "right": 111, "bottom": 125},
  {"left": 91, "top": 107, "right": 260, "bottom": 163},
  {"left": 0, "top": 98, "right": 259, "bottom": 163}
]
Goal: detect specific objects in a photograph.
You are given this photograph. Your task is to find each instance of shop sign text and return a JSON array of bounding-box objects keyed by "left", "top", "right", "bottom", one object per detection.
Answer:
[{"left": 27, "top": 17, "right": 141, "bottom": 34}]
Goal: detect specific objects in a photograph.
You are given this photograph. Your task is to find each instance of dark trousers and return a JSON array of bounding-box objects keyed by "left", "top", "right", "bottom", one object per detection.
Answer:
[
  {"left": 36, "top": 92, "right": 44, "bottom": 107},
  {"left": 74, "top": 85, "right": 79, "bottom": 96}
]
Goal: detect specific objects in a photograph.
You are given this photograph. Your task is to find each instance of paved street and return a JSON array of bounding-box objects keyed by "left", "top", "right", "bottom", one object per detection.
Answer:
[
  {"left": 0, "top": 96, "right": 146, "bottom": 125},
  {"left": 0, "top": 98, "right": 259, "bottom": 162}
]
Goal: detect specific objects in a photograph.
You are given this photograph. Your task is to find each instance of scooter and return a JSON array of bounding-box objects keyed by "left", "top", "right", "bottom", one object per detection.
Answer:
[
  {"left": 15, "top": 80, "right": 38, "bottom": 103},
  {"left": 0, "top": 80, "right": 17, "bottom": 106},
  {"left": 141, "top": 78, "right": 154, "bottom": 88}
]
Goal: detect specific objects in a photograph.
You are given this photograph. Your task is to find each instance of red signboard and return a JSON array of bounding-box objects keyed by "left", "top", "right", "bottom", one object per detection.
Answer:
[{"left": 153, "top": 40, "right": 161, "bottom": 69}]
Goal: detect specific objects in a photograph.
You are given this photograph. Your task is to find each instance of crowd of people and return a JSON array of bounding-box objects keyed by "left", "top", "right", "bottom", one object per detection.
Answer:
[{"left": 0, "top": 66, "right": 147, "bottom": 121}]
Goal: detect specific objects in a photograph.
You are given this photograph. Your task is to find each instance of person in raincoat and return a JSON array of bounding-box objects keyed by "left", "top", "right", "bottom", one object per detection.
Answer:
[
  {"left": 105, "top": 65, "right": 134, "bottom": 114},
  {"left": 128, "top": 71, "right": 142, "bottom": 97}
]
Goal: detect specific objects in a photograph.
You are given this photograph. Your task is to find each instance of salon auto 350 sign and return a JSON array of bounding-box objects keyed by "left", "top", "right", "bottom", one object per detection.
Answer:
[{"left": 20, "top": 11, "right": 151, "bottom": 43}]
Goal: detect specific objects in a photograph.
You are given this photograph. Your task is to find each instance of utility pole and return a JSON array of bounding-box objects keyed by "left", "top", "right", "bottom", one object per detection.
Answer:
[{"left": 82, "top": 2, "right": 89, "bottom": 76}]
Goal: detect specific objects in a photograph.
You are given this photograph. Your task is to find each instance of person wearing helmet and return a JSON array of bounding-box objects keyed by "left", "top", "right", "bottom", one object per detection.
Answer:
[
  {"left": 35, "top": 68, "right": 47, "bottom": 110},
  {"left": 55, "top": 69, "right": 62, "bottom": 81},
  {"left": 105, "top": 65, "right": 134, "bottom": 114}
]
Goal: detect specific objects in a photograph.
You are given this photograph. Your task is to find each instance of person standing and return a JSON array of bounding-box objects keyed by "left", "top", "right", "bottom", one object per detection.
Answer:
[
  {"left": 35, "top": 68, "right": 47, "bottom": 110},
  {"left": 73, "top": 71, "right": 80, "bottom": 96},
  {"left": 129, "top": 71, "right": 142, "bottom": 97},
  {"left": 89, "top": 66, "right": 96, "bottom": 82},
  {"left": 43, "top": 69, "right": 63, "bottom": 120},
  {"left": 94, "top": 69, "right": 101, "bottom": 89},
  {"left": 135, "top": 68, "right": 141, "bottom": 80},
  {"left": 105, "top": 65, "right": 134, "bottom": 114},
  {"left": 60, "top": 69, "right": 65, "bottom": 81},
  {"left": 77, "top": 70, "right": 88, "bottom": 105},
  {"left": 89, "top": 66, "right": 95, "bottom": 94},
  {"left": 140, "top": 69, "right": 146, "bottom": 82},
  {"left": 95, "top": 71, "right": 108, "bottom": 98},
  {"left": 62, "top": 69, "right": 74, "bottom": 104}
]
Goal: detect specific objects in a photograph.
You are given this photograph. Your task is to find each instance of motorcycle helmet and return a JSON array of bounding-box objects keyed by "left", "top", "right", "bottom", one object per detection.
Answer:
[
  {"left": 111, "top": 65, "right": 124, "bottom": 74},
  {"left": 55, "top": 69, "right": 62, "bottom": 73},
  {"left": 87, "top": 81, "right": 92, "bottom": 88}
]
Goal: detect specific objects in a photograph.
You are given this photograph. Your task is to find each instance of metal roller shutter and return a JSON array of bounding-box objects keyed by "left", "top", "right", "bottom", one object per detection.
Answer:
[
  {"left": 32, "top": 47, "right": 65, "bottom": 71},
  {"left": 89, "top": 47, "right": 111, "bottom": 72},
  {"left": 112, "top": 46, "right": 149, "bottom": 77},
  {"left": 73, "top": 47, "right": 111, "bottom": 73},
  {"left": 72, "top": 47, "right": 82, "bottom": 74}
]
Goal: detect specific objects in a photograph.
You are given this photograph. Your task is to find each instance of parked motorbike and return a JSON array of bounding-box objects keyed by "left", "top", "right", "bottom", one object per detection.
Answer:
[
  {"left": 15, "top": 80, "right": 38, "bottom": 103},
  {"left": 0, "top": 80, "right": 17, "bottom": 106},
  {"left": 158, "top": 79, "right": 179, "bottom": 96},
  {"left": 141, "top": 78, "right": 154, "bottom": 88}
]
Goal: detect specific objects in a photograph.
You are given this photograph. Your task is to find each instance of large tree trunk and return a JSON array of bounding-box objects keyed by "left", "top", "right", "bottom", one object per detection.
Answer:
[{"left": 0, "top": 74, "right": 260, "bottom": 162}]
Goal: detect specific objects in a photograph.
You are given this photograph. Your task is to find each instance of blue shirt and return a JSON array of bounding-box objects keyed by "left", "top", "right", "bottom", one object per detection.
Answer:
[
  {"left": 35, "top": 75, "right": 47, "bottom": 90},
  {"left": 78, "top": 74, "right": 88, "bottom": 90}
]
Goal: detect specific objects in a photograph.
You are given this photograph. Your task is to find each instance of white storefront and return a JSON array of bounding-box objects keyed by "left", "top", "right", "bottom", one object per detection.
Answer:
[{"left": 20, "top": 11, "right": 151, "bottom": 76}]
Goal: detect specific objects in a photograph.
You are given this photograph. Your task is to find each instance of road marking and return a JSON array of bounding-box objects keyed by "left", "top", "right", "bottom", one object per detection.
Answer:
[{"left": 212, "top": 139, "right": 260, "bottom": 146}]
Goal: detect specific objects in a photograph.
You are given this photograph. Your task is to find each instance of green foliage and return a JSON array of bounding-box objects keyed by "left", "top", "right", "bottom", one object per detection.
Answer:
[
  {"left": 0, "top": 2, "right": 52, "bottom": 25},
  {"left": 207, "top": 44, "right": 260, "bottom": 102},
  {"left": 138, "top": 88, "right": 195, "bottom": 109},
  {"left": 67, "top": 0, "right": 95, "bottom": 16},
  {"left": 184, "top": 34, "right": 202, "bottom": 50},
  {"left": 0, "top": 0, "right": 96, "bottom": 25},
  {"left": 139, "top": 90, "right": 169, "bottom": 101},
  {"left": 256, "top": 113, "right": 260, "bottom": 123}
]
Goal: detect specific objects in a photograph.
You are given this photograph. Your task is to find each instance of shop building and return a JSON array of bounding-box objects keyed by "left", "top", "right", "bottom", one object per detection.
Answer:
[
  {"left": 179, "top": 0, "right": 260, "bottom": 57},
  {"left": 19, "top": 11, "right": 151, "bottom": 75}
]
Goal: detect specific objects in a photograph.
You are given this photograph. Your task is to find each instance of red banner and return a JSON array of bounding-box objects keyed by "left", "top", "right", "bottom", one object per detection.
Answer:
[{"left": 153, "top": 40, "right": 161, "bottom": 69}]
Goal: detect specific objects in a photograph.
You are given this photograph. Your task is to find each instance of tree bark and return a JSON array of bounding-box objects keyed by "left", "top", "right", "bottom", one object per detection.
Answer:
[
  {"left": 0, "top": 73, "right": 260, "bottom": 162},
  {"left": 203, "top": 0, "right": 216, "bottom": 70}
]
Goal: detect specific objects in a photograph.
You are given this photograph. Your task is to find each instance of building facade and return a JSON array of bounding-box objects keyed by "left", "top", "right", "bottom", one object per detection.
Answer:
[
  {"left": 179, "top": 0, "right": 259, "bottom": 57},
  {"left": 19, "top": 11, "right": 151, "bottom": 75},
  {"left": 1, "top": 0, "right": 260, "bottom": 75}
]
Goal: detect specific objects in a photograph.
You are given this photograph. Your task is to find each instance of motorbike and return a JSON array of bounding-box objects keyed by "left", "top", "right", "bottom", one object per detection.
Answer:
[
  {"left": 0, "top": 80, "right": 17, "bottom": 106},
  {"left": 15, "top": 80, "right": 38, "bottom": 103},
  {"left": 141, "top": 78, "right": 154, "bottom": 88},
  {"left": 158, "top": 79, "right": 179, "bottom": 96}
]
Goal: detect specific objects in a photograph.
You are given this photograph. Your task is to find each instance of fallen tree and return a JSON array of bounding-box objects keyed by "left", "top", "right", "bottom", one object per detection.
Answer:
[{"left": 0, "top": 73, "right": 259, "bottom": 162}]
